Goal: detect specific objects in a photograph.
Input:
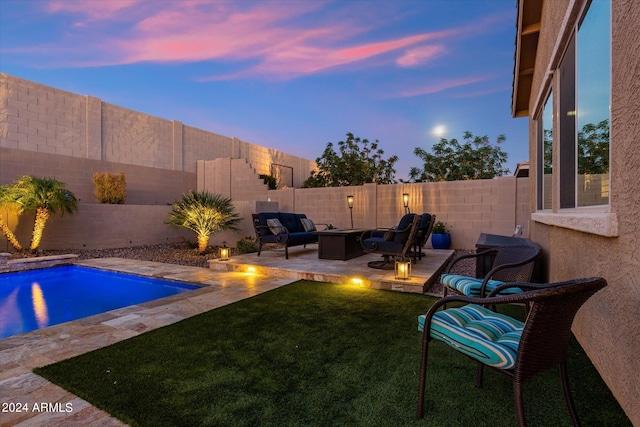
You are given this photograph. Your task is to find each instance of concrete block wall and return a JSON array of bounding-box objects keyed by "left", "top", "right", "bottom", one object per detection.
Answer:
[
  {"left": 1, "top": 204, "right": 186, "bottom": 251},
  {"left": 1, "top": 147, "right": 195, "bottom": 205},
  {"left": 198, "top": 163, "right": 528, "bottom": 250},
  {"left": 0, "top": 73, "right": 316, "bottom": 188}
]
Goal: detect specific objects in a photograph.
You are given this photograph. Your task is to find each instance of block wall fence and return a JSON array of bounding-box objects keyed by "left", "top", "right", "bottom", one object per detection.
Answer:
[
  {"left": 0, "top": 73, "right": 315, "bottom": 188},
  {"left": 1, "top": 72, "right": 529, "bottom": 252}
]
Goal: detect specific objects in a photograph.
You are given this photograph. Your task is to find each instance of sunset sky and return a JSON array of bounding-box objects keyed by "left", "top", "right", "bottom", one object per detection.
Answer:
[{"left": 0, "top": 0, "right": 529, "bottom": 179}]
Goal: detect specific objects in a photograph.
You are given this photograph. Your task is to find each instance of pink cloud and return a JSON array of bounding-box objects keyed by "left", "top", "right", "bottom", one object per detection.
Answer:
[
  {"left": 48, "top": 0, "right": 141, "bottom": 20},
  {"left": 34, "top": 2, "right": 510, "bottom": 82},
  {"left": 392, "top": 76, "right": 491, "bottom": 98},
  {"left": 396, "top": 44, "right": 446, "bottom": 67}
]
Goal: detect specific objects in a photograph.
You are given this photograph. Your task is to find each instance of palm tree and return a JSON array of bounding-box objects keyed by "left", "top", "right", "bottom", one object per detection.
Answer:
[
  {"left": 12, "top": 176, "right": 78, "bottom": 252},
  {"left": 166, "top": 191, "right": 241, "bottom": 254},
  {"left": 0, "top": 184, "right": 23, "bottom": 251}
]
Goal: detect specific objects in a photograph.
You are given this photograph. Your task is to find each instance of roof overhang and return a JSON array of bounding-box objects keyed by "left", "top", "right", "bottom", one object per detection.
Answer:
[{"left": 511, "top": 0, "right": 543, "bottom": 118}]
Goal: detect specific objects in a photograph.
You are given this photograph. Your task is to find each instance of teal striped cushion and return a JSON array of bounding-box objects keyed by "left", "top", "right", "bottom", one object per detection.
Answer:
[
  {"left": 418, "top": 304, "right": 523, "bottom": 369},
  {"left": 441, "top": 274, "right": 523, "bottom": 297}
]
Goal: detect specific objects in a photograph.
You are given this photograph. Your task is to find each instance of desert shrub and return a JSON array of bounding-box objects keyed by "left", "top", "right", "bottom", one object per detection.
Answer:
[
  {"left": 236, "top": 236, "right": 259, "bottom": 253},
  {"left": 93, "top": 172, "right": 126, "bottom": 204}
]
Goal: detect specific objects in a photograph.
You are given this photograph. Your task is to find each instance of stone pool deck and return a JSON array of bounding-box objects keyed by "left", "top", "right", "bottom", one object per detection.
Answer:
[
  {"left": 0, "top": 258, "right": 292, "bottom": 426},
  {"left": 0, "top": 248, "right": 452, "bottom": 426}
]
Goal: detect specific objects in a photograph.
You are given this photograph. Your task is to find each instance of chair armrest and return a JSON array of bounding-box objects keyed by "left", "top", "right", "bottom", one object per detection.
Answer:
[{"left": 485, "top": 281, "right": 562, "bottom": 297}]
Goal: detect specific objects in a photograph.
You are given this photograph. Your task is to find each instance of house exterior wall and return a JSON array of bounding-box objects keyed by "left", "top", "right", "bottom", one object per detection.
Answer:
[{"left": 524, "top": 0, "right": 639, "bottom": 423}]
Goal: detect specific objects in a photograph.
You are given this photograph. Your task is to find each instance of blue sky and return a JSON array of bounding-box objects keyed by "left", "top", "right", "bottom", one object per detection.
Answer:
[{"left": 0, "top": 0, "right": 529, "bottom": 180}]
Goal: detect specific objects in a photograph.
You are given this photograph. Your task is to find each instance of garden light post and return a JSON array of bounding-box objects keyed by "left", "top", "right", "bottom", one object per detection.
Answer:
[
  {"left": 402, "top": 193, "right": 410, "bottom": 214},
  {"left": 347, "top": 195, "right": 354, "bottom": 229}
]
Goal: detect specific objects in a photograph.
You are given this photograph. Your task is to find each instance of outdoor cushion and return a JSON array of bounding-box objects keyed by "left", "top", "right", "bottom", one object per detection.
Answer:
[
  {"left": 418, "top": 304, "right": 523, "bottom": 369},
  {"left": 361, "top": 237, "right": 404, "bottom": 253},
  {"left": 441, "top": 274, "right": 524, "bottom": 297},
  {"left": 279, "top": 213, "right": 302, "bottom": 233},
  {"left": 393, "top": 214, "right": 416, "bottom": 243},
  {"left": 300, "top": 217, "right": 316, "bottom": 232},
  {"left": 267, "top": 218, "right": 287, "bottom": 235}
]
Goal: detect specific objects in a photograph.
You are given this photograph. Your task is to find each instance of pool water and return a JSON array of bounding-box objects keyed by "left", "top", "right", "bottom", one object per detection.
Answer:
[{"left": 0, "top": 266, "right": 199, "bottom": 339}]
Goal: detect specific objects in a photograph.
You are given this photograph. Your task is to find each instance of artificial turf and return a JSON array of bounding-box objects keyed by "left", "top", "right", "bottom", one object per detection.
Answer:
[{"left": 35, "top": 280, "right": 630, "bottom": 426}]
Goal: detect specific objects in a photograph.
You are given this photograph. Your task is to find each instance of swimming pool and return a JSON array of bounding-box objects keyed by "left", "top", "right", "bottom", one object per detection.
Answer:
[{"left": 0, "top": 265, "right": 199, "bottom": 339}]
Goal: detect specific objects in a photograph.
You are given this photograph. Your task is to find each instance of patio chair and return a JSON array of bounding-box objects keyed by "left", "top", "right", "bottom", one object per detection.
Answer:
[
  {"left": 360, "top": 213, "right": 421, "bottom": 269},
  {"left": 442, "top": 245, "right": 541, "bottom": 300},
  {"left": 411, "top": 213, "right": 436, "bottom": 260},
  {"left": 417, "top": 277, "right": 607, "bottom": 426}
]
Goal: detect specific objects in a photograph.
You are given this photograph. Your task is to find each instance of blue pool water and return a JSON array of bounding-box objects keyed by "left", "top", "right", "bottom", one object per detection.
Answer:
[{"left": 0, "top": 266, "right": 199, "bottom": 339}]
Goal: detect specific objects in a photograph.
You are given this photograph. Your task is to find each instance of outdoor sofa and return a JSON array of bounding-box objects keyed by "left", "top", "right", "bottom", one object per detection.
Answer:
[{"left": 252, "top": 212, "right": 322, "bottom": 259}]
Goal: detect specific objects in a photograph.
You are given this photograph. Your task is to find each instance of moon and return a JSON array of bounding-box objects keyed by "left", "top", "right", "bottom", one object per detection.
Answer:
[{"left": 432, "top": 125, "right": 446, "bottom": 137}]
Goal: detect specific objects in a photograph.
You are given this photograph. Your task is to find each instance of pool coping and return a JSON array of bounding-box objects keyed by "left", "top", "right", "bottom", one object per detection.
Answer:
[{"left": 0, "top": 258, "right": 293, "bottom": 426}]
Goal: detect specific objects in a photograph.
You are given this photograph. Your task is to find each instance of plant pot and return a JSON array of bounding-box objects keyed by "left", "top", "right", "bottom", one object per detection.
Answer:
[{"left": 431, "top": 233, "right": 451, "bottom": 250}]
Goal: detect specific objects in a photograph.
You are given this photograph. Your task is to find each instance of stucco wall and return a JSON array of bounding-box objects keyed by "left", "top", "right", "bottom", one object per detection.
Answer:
[
  {"left": 526, "top": 0, "right": 639, "bottom": 423},
  {"left": 0, "top": 73, "right": 315, "bottom": 186}
]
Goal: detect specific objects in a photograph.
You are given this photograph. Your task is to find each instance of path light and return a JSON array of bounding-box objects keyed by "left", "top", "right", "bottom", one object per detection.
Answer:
[
  {"left": 402, "top": 193, "right": 410, "bottom": 214},
  {"left": 395, "top": 257, "right": 411, "bottom": 280},
  {"left": 347, "top": 195, "right": 354, "bottom": 229},
  {"left": 219, "top": 241, "right": 230, "bottom": 261}
]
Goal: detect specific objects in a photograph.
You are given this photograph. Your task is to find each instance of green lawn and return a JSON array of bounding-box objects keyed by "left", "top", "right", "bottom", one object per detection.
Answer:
[{"left": 35, "top": 280, "right": 630, "bottom": 427}]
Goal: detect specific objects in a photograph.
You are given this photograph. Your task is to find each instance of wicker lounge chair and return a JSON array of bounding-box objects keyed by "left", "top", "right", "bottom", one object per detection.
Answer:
[
  {"left": 417, "top": 277, "right": 607, "bottom": 426},
  {"left": 442, "top": 245, "right": 541, "bottom": 299}
]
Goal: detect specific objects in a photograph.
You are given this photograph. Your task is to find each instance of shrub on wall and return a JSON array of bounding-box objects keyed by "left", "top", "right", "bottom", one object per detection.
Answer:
[
  {"left": 259, "top": 174, "right": 277, "bottom": 190},
  {"left": 93, "top": 172, "right": 127, "bottom": 204}
]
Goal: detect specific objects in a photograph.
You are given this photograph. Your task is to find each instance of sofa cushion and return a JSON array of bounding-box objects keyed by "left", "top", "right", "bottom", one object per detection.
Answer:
[
  {"left": 279, "top": 213, "right": 304, "bottom": 233},
  {"left": 257, "top": 212, "right": 279, "bottom": 235},
  {"left": 418, "top": 304, "right": 523, "bottom": 369},
  {"left": 267, "top": 218, "right": 287, "bottom": 235},
  {"left": 300, "top": 218, "right": 316, "bottom": 232}
]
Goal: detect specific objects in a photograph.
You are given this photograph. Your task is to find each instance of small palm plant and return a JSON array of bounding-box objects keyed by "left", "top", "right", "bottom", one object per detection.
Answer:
[
  {"left": 0, "top": 184, "right": 23, "bottom": 251},
  {"left": 12, "top": 176, "right": 78, "bottom": 252},
  {"left": 166, "top": 191, "right": 241, "bottom": 254}
]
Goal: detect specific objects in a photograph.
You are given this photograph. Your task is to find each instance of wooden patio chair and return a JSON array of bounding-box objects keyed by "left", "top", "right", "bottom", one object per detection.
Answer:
[{"left": 417, "top": 277, "right": 607, "bottom": 426}]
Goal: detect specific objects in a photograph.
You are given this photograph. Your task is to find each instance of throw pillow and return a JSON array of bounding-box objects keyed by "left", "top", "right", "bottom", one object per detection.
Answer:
[
  {"left": 300, "top": 218, "right": 316, "bottom": 232},
  {"left": 267, "top": 218, "right": 288, "bottom": 235}
]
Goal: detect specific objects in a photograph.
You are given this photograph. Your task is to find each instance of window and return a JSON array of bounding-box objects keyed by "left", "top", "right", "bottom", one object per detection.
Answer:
[
  {"left": 576, "top": 0, "right": 610, "bottom": 206},
  {"left": 538, "top": 92, "right": 553, "bottom": 210},
  {"left": 533, "top": 0, "right": 616, "bottom": 237},
  {"left": 555, "top": 0, "right": 610, "bottom": 209}
]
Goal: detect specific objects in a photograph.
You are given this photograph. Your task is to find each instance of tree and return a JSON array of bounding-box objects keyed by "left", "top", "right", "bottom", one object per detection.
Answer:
[
  {"left": 11, "top": 176, "right": 78, "bottom": 252},
  {"left": 165, "top": 191, "right": 241, "bottom": 254},
  {"left": 303, "top": 132, "right": 398, "bottom": 187},
  {"left": 0, "top": 184, "right": 23, "bottom": 251},
  {"left": 578, "top": 119, "right": 609, "bottom": 175},
  {"left": 408, "top": 131, "right": 509, "bottom": 182}
]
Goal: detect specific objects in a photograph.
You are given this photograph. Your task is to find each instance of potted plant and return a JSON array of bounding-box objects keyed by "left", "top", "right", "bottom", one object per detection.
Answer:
[{"left": 431, "top": 221, "right": 451, "bottom": 249}]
